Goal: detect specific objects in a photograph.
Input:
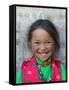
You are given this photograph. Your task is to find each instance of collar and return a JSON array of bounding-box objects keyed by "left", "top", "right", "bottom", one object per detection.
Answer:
[{"left": 35, "top": 55, "right": 52, "bottom": 67}]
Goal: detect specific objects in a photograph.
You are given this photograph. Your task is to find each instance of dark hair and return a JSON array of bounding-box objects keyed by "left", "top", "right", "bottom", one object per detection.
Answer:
[{"left": 27, "top": 19, "right": 60, "bottom": 50}]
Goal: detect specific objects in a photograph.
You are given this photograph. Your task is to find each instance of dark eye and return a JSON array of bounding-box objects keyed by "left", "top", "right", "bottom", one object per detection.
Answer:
[
  {"left": 45, "top": 42, "right": 53, "bottom": 44},
  {"left": 34, "top": 42, "right": 40, "bottom": 44},
  {"left": 47, "top": 42, "right": 52, "bottom": 43},
  {"left": 47, "top": 42, "right": 53, "bottom": 44}
]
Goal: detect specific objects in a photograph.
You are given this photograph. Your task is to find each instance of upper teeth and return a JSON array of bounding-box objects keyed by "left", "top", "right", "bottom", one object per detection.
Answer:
[{"left": 41, "top": 53, "right": 46, "bottom": 55}]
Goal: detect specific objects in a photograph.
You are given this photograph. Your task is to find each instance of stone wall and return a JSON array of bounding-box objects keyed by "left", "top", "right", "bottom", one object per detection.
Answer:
[{"left": 16, "top": 6, "right": 66, "bottom": 70}]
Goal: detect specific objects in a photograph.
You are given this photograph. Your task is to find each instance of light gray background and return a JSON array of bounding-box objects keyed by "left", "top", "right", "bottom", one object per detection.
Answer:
[{"left": 16, "top": 6, "right": 66, "bottom": 71}]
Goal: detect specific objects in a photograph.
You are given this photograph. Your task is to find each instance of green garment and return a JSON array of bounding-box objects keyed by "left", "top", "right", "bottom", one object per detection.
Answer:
[
  {"left": 16, "top": 70, "right": 22, "bottom": 84},
  {"left": 35, "top": 56, "right": 52, "bottom": 81},
  {"left": 60, "top": 64, "right": 66, "bottom": 81},
  {"left": 35, "top": 56, "right": 66, "bottom": 81}
]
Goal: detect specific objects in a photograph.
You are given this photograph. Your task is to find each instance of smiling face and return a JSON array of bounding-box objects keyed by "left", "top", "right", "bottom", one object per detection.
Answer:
[{"left": 31, "top": 28, "right": 55, "bottom": 61}]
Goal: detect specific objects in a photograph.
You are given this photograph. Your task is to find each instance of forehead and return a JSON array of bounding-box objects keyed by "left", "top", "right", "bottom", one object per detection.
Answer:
[{"left": 31, "top": 28, "right": 54, "bottom": 41}]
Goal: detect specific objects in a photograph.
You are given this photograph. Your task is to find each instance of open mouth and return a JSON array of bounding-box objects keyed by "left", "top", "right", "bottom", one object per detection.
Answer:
[
  {"left": 36, "top": 49, "right": 50, "bottom": 60},
  {"left": 40, "top": 53, "right": 48, "bottom": 60},
  {"left": 38, "top": 50, "right": 49, "bottom": 55}
]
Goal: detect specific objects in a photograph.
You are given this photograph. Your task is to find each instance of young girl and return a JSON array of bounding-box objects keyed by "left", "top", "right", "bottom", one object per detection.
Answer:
[{"left": 16, "top": 19, "right": 66, "bottom": 84}]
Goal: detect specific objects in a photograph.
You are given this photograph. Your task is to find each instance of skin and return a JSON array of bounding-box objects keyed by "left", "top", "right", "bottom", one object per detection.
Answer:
[{"left": 30, "top": 28, "right": 56, "bottom": 61}]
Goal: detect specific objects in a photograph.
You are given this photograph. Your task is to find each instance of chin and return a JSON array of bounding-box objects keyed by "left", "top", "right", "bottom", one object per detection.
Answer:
[
  {"left": 36, "top": 56, "right": 49, "bottom": 61},
  {"left": 41, "top": 58, "right": 49, "bottom": 61}
]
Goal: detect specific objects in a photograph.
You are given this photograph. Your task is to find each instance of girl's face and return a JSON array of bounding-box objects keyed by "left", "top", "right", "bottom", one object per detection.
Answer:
[{"left": 31, "top": 28, "right": 55, "bottom": 61}]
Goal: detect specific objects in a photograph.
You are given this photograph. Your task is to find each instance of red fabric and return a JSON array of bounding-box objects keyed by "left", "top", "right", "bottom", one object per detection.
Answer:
[
  {"left": 21, "top": 56, "right": 62, "bottom": 83},
  {"left": 51, "top": 60, "right": 62, "bottom": 81}
]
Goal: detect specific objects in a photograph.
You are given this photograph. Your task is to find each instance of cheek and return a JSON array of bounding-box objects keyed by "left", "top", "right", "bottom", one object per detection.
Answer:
[
  {"left": 31, "top": 46, "right": 42, "bottom": 59},
  {"left": 31, "top": 44, "right": 39, "bottom": 53},
  {"left": 43, "top": 44, "right": 54, "bottom": 52},
  {"left": 31, "top": 43, "right": 55, "bottom": 54},
  {"left": 48, "top": 45, "right": 55, "bottom": 53}
]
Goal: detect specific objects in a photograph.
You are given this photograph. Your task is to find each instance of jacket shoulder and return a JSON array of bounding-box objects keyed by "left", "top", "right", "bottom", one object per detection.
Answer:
[
  {"left": 21, "top": 59, "right": 30, "bottom": 71},
  {"left": 52, "top": 59, "right": 62, "bottom": 68}
]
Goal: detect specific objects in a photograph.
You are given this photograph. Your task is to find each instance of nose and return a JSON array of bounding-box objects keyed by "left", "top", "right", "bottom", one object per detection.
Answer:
[{"left": 39, "top": 44, "right": 46, "bottom": 52}]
